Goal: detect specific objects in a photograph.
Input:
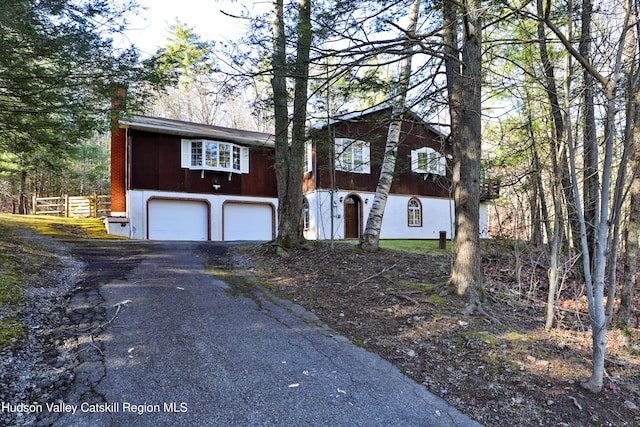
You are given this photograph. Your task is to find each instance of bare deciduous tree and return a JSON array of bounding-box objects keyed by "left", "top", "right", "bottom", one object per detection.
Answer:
[{"left": 361, "top": 0, "right": 421, "bottom": 251}]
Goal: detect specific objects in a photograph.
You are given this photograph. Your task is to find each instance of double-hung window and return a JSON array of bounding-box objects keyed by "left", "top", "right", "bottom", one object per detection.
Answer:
[
  {"left": 181, "top": 139, "right": 249, "bottom": 174},
  {"left": 411, "top": 147, "right": 446, "bottom": 176},
  {"left": 335, "top": 138, "right": 370, "bottom": 174}
]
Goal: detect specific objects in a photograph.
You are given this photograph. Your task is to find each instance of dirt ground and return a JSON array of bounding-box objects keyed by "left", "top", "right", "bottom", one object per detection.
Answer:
[{"left": 236, "top": 241, "right": 640, "bottom": 427}]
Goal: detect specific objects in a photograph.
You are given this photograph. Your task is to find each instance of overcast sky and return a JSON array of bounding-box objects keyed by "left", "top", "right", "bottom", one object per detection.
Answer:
[{"left": 117, "top": 0, "right": 262, "bottom": 57}]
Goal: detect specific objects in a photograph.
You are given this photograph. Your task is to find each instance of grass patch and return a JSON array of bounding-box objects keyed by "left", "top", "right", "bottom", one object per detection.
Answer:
[
  {"left": 397, "top": 280, "right": 439, "bottom": 292},
  {"left": 379, "top": 239, "right": 451, "bottom": 253},
  {"left": 501, "top": 331, "right": 534, "bottom": 343},
  {"left": 0, "top": 318, "right": 28, "bottom": 350},
  {"left": 461, "top": 330, "right": 500, "bottom": 349},
  {"left": 211, "top": 269, "right": 255, "bottom": 299},
  {"left": 331, "top": 239, "right": 451, "bottom": 253},
  {"left": 0, "top": 274, "right": 23, "bottom": 308},
  {"left": 0, "top": 214, "right": 121, "bottom": 240},
  {"left": 426, "top": 294, "right": 447, "bottom": 307}
]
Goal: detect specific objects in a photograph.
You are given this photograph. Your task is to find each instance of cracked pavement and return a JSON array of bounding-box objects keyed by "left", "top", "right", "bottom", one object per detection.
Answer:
[{"left": 51, "top": 241, "right": 481, "bottom": 427}]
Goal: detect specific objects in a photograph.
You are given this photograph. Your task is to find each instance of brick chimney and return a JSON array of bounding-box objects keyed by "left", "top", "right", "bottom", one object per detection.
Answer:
[{"left": 110, "top": 86, "right": 127, "bottom": 216}]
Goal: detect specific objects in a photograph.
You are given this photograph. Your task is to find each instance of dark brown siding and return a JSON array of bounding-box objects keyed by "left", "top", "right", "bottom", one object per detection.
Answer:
[
  {"left": 129, "top": 130, "right": 278, "bottom": 198},
  {"left": 310, "top": 110, "right": 452, "bottom": 198}
]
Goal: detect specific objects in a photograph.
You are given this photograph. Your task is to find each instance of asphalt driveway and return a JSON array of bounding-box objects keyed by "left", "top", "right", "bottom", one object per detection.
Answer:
[{"left": 51, "top": 241, "right": 480, "bottom": 427}]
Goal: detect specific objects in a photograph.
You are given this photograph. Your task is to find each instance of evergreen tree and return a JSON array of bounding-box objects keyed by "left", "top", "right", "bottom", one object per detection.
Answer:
[{"left": 0, "top": 0, "right": 154, "bottom": 211}]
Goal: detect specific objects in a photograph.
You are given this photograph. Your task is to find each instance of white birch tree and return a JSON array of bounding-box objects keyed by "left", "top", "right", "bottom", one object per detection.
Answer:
[
  {"left": 361, "top": 0, "right": 422, "bottom": 251},
  {"left": 541, "top": 0, "right": 633, "bottom": 393}
]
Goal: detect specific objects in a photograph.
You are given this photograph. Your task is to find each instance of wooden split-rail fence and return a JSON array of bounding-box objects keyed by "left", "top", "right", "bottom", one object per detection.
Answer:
[{"left": 31, "top": 195, "right": 111, "bottom": 218}]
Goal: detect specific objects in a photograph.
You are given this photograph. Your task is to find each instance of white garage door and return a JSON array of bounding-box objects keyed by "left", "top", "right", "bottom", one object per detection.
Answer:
[
  {"left": 148, "top": 199, "right": 209, "bottom": 241},
  {"left": 223, "top": 203, "right": 273, "bottom": 241}
]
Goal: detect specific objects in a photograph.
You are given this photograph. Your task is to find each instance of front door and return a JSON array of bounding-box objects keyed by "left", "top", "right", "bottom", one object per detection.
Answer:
[{"left": 344, "top": 195, "right": 360, "bottom": 239}]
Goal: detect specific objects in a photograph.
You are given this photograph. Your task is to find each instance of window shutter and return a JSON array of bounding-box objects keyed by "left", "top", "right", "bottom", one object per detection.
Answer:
[
  {"left": 438, "top": 155, "right": 447, "bottom": 176},
  {"left": 362, "top": 141, "right": 371, "bottom": 174},
  {"left": 240, "top": 146, "right": 250, "bottom": 174},
  {"left": 334, "top": 138, "right": 344, "bottom": 171},
  {"left": 181, "top": 139, "right": 191, "bottom": 169},
  {"left": 411, "top": 149, "right": 419, "bottom": 172},
  {"left": 427, "top": 148, "right": 438, "bottom": 174}
]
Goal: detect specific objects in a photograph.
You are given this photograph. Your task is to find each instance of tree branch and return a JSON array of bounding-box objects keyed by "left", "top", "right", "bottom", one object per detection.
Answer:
[{"left": 540, "top": 3, "right": 611, "bottom": 92}]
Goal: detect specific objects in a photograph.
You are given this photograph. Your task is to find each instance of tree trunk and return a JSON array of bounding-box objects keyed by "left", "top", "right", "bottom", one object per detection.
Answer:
[
  {"left": 18, "top": 168, "right": 28, "bottom": 215},
  {"left": 581, "top": 93, "right": 615, "bottom": 392},
  {"left": 529, "top": 130, "right": 549, "bottom": 249},
  {"left": 542, "top": 0, "right": 631, "bottom": 392},
  {"left": 580, "top": 0, "right": 599, "bottom": 275},
  {"left": 361, "top": 0, "right": 421, "bottom": 251},
  {"left": 580, "top": 2, "right": 633, "bottom": 392},
  {"left": 271, "top": 0, "right": 288, "bottom": 220},
  {"left": 536, "top": 0, "right": 565, "bottom": 330},
  {"left": 444, "top": 0, "right": 483, "bottom": 311},
  {"left": 271, "top": 0, "right": 312, "bottom": 248},
  {"left": 619, "top": 57, "right": 640, "bottom": 325},
  {"left": 620, "top": 190, "right": 640, "bottom": 325}
]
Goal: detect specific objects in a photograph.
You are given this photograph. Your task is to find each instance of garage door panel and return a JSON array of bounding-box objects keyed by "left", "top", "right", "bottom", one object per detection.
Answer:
[
  {"left": 148, "top": 199, "right": 209, "bottom": 241},
  {"left": 224, "top": 203, "right": 273, "bottom": 241}
]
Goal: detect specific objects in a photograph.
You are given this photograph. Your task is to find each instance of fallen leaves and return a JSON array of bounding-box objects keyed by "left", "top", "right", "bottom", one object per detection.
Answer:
[{"left": 239, "top": 243, "right": 640, "bottom": 427}]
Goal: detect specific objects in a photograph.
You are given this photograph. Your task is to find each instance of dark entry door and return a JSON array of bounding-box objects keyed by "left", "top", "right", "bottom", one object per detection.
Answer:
[{"left": 344, "top": 196, "right": 360, "bottom": 238}]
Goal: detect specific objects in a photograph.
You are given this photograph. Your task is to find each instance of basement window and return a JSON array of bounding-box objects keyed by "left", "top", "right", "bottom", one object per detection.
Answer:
[{"left": 181, "top": 139, "right": 249, "bottom": 173}]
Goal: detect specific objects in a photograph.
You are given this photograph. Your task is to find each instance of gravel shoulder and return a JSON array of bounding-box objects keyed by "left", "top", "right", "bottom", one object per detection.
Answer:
[
  {"left": 0, "top": 229, "right": 146, "bottom": 427},
  {"left": 1, "top": 229, "right": 84, "bottom": 427}
]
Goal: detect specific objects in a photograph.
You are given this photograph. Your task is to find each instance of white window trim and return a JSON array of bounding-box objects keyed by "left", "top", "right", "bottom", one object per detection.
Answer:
[
  {"left": 181, "top": 139, "right": 249, "bottom": 174},
  {"left": 302, "top": 198, "right": 310, "bottom": 230},
  {"left": 408, "top": 198, "right": 422, "bottom": 227},
  {"left": 411, "top": 147, "right": 446, "bottom": 176},
  {"left": 335, "top": 138, "right": 370, "bottom": 174}
]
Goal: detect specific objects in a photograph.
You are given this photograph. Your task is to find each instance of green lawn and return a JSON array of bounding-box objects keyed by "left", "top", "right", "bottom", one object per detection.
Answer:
[
  {"left": 0, "top": 213, "right": 119, "bottom": 239},
  {"left": 336, "top": 238, "right": 452, "bottom": 253},
  {"left": 379, "top": 239, "right": 452, "bottom": 253}
]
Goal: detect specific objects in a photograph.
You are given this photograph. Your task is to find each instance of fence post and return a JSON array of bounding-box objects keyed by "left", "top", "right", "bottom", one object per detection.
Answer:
[{"left": 64, "top": 195, "right": 69, "bottom": 217}]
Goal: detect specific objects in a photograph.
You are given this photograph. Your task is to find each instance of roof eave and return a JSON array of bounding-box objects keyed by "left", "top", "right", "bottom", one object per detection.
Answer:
[{"left": 120, "top": 118, "right": 275, "bottom": 147}]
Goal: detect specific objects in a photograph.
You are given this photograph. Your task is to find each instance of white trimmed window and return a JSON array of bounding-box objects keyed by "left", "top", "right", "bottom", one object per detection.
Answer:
[
  {"left": 335, "top": 138, "right": 370, "bottom": 174},
  {"left": 411, "top": 147, "right": 446, "bottom": 176},
  {"left": 302, "top": 198, "right": 310, "bottom": 230},
  {"left": 408, "top": 198, "right": 422, "bottom": 227},
  {"left": 181, "top": 139, "right": 249, "bottom": 173}
]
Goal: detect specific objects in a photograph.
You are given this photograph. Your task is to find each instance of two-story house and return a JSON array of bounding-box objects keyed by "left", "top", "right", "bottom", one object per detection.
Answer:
[
  {"left": 106, "top": 107, "right": 491, "bottom": 241},
  {"left": 302, "top": 105, "right": 488, "bottom": 240}
]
